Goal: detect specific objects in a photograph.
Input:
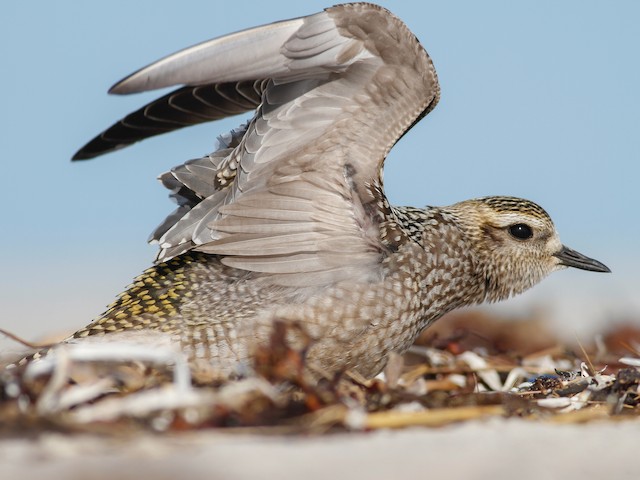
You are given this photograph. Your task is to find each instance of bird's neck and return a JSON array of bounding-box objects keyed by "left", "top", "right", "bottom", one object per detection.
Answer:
[{"left": 392, "top": 205, "right": 488, "bottom": 315}]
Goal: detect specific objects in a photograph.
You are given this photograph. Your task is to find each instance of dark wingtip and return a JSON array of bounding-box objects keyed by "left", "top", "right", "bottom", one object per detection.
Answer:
[
  {"left": 71, "top": 149, "right": 96, "bottom": 161},
  {"left": 71, "top": 137, "right": 122, "bottom": 161},
  {"left": 72, "top": 82, "right": 263, "bottom": 161}
]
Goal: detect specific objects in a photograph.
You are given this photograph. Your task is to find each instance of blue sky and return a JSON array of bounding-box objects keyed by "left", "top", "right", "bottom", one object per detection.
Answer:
[{"left": 2, "top": 1, "right": 638, "bottom": 341}]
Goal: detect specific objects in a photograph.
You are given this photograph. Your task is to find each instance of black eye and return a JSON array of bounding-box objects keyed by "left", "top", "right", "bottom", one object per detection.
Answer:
[{"left": 508, "top": 223, "right": 533, "bottom": 240}]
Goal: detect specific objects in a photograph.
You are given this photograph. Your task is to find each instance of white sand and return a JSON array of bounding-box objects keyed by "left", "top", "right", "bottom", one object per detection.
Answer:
[{"left": 2, "top": 419, "right": 638, "bottom": 480}]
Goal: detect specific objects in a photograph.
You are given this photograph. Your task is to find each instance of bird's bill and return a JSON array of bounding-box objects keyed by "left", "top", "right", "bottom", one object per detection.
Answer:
[{"left": 554, "top": 245, "right": 611, "bottom": 273}]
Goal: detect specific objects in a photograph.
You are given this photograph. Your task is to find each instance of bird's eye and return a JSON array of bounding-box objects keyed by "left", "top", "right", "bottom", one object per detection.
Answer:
[{"left": 508, "top": 223, "right": 533, "bottom": 240}]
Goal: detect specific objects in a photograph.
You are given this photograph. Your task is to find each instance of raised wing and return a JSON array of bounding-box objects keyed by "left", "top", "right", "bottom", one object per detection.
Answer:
[{"left": 74, "top": 3, "right": 440, "bottom": 287}]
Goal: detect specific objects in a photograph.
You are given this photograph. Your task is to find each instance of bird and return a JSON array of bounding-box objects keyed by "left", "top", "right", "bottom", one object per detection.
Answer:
[{"left": 61, "top": 2, "right": 609, "bottom": 380}]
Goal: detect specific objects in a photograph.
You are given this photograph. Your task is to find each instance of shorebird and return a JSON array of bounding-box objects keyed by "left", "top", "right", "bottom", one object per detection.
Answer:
[{"left": 64, "top": 3, "right": 608, "bottom": 379}]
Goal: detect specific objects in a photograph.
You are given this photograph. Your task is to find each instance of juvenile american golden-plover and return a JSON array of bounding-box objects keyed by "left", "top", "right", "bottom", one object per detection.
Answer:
[{"left": 62, "top": 3, "right": 609, "bottom": 378}]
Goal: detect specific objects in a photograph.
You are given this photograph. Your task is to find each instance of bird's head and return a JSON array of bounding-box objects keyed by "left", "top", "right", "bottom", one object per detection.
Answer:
[{"left": 448, "top": 196, "right": 610, "bottom": 302}]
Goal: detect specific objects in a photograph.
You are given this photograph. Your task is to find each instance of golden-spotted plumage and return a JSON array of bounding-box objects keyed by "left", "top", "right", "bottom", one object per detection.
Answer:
[{"left": 74, "top": 256, "right": 199, "bottom": 337}]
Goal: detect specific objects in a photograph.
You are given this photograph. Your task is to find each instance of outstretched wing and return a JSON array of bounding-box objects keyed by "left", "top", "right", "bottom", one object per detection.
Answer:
[{"left": 74, "top": 3, "right": 440, "bottom": 287}]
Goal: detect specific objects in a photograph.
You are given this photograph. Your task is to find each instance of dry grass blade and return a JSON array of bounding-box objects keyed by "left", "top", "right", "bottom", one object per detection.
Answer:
[
  {"left": 363, "top": 405, "right": 505, "bottom": 429},
  {"left": 0, "top": 328, "right": 55, "bottom": 350}
]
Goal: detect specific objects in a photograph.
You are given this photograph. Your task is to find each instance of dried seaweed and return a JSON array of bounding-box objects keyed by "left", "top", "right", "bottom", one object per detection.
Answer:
[{"left": 1, "top": 313, "right": 639, "bottom": 437}]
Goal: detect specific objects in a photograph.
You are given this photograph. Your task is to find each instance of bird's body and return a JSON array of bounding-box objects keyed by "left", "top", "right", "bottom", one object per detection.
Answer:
[
  {"left": 72, "top": 205, "right": 484, "bottom": 378},
  {"left": 50, "top": 3, "right": 609, "bottom": 379}
]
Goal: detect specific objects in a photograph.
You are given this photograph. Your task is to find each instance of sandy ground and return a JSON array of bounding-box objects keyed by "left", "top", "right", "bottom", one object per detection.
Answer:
[{"left": 1, "top": 419, "right": 638, "bottom": 480}]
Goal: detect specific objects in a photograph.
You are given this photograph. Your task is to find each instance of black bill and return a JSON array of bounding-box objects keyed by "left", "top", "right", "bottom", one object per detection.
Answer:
[{"left": 554, "top": 245, "right": 611, "bottom": 273}]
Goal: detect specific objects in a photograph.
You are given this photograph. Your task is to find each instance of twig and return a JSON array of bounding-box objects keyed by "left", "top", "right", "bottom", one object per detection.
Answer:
[
  {"left": 0, "top": 328, "right": 54, "bottom": 349},
  {"left": 363, "top": 405, "right": 505, "bottom": 429}
]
